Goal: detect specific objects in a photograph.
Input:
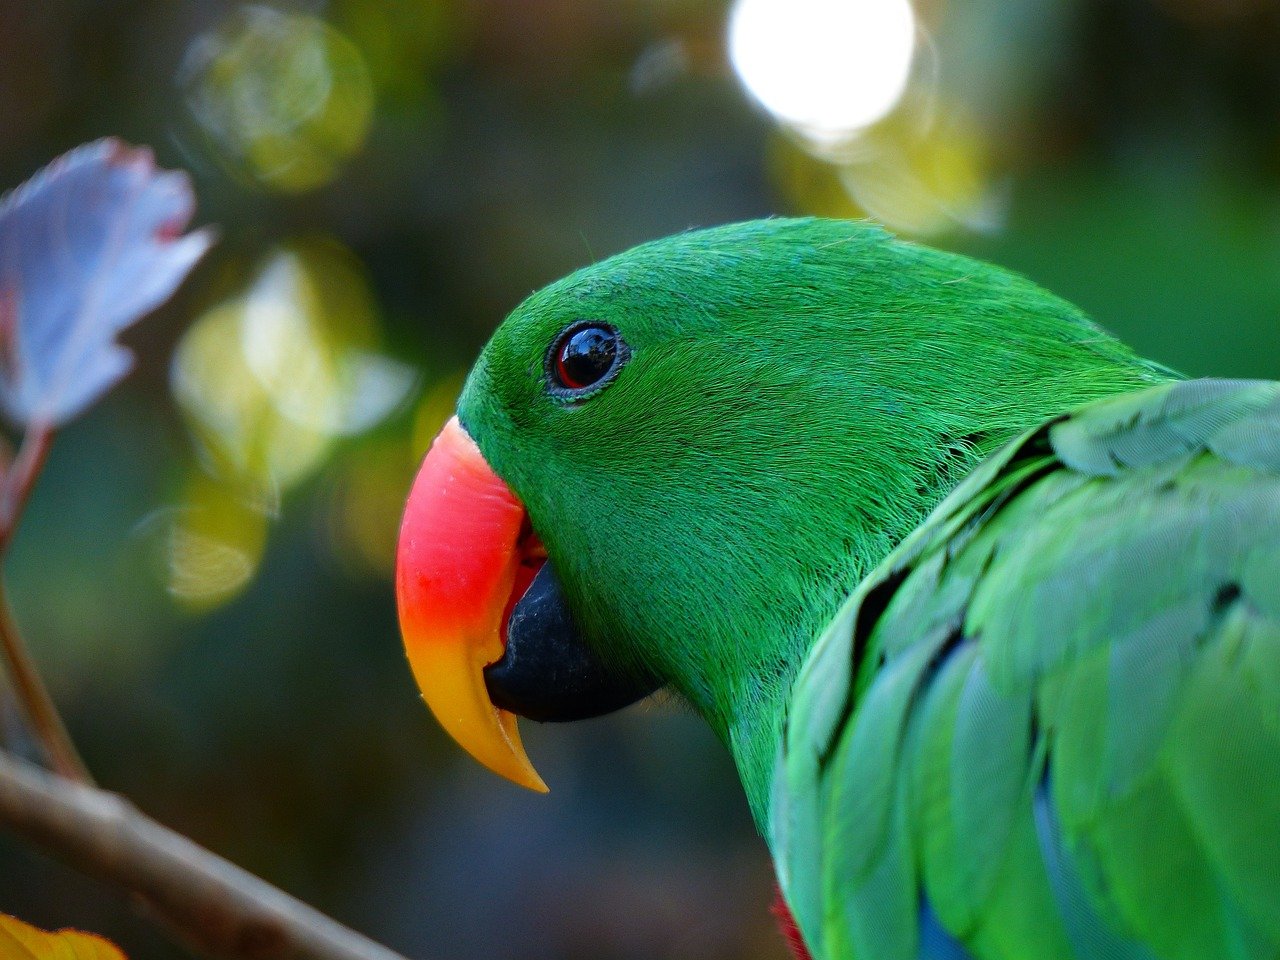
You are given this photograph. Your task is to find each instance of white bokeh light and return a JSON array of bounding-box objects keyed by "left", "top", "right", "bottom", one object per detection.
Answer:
[{"left": 729, "top": 0, "right": 917, "bottom": 141}]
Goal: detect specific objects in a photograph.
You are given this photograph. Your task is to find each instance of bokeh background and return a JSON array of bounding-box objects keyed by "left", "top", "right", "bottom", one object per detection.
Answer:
[{"left": 0, "top": 1, "right": 1278, "bottom": 958}]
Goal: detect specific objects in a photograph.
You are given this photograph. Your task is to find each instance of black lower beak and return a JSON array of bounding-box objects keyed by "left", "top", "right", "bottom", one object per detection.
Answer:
[{"left": 484, "top": 561, "right": 660, "bottom": 722}]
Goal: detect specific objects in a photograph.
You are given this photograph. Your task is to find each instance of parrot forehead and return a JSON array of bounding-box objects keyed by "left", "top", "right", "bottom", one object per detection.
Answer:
[{"left": 487, "top": 217, "right": 897, "bottom": 347}]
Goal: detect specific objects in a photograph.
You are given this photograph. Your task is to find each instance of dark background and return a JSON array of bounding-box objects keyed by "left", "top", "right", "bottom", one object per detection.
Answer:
[{"left": 0, "top": 1, "right": 1278, "bottom": 958}]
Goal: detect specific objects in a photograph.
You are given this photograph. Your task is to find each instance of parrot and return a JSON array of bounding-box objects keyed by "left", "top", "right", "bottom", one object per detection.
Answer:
[{"left": 393, "top": 217, "right": 1280, "bottom": 960}]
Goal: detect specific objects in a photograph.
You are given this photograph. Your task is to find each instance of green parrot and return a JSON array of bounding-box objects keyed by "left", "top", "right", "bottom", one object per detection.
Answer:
[{"left": 394, "top": 217, "right": 1280, "bottom": 960}]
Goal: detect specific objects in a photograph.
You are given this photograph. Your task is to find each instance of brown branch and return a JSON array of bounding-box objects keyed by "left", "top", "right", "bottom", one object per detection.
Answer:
[
  {"left": 0, "top": 423, "right": 92, "bottom": 783},
  {"left": 0, "top": 749, "right": 415, "bottom": 960}
]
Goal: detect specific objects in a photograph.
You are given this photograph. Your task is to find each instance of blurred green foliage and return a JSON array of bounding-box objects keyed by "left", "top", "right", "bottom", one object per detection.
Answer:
[{"left": 0, "top": 1, "right": 1277, "bottom": 958}]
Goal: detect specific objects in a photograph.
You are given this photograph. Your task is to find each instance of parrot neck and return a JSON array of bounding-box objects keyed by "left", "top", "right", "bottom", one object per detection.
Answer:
[
  {"left": 707, "top": 548, "right": 909, "bottom": 833},
  {"left": 721, "top": 647, "right": 813, "bottom": 832},
  {"left": 687, "top": 365, "right": 1181, "bottom": 832}
]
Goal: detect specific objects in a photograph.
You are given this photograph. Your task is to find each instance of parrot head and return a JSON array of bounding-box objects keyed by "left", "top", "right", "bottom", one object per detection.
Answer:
[{"left": 395, "top": 218, "right": 1165, "bottom": 814}]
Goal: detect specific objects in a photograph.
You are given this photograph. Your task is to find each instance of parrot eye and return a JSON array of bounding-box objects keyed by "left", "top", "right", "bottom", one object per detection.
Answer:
[{"left": 547, "top": 322, "right": 628, "bottom": 396}]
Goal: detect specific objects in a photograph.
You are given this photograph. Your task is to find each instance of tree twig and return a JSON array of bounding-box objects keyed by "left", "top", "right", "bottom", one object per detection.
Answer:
[
  {"left": 0, "top": 581, "right": 91, "bottom": 782},
  {"left": 0, "top": 422, "right": 52, "bottom": 543},
  {"left": 0, "top": 749, "right": 415, "bottom": 960},
  {"left": 0, "top": 423, "right": 92, "bottom": 783}
]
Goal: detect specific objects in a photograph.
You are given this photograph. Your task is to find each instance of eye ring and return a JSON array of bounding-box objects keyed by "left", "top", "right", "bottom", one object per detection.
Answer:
[{"left": 545, "top": 322, "right": 629, "bottom": 398}]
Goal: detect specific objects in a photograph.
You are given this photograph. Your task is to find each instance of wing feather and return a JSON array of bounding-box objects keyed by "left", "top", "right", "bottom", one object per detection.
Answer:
[{"left": 773, "top": 379, "right": 1280, "bottom": 960}]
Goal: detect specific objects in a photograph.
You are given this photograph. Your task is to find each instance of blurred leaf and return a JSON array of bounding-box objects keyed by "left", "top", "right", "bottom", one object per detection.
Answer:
[
  {"left": 239, "top": 244, "right": 416, "bottom": 437},
  {"left": 0, "top": 139, "right": 214, "bottom": 427},
  {"left": 0, "top": 913, "right": 127, "bottom": 960},
  {"left": 172, "top": 295, "right": 330, "bottom": 492},
  {"left": 172, "top": 238, "right": 414, "bottom": 495}
]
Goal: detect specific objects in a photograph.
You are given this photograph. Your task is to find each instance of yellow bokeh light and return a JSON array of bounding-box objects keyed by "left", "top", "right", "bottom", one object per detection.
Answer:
[
  {"left": 728, "top": 0, "right": 917, "bottom": 143},
  {"left": 169, "top": 238, "right": 418, "bottom": 608},
  {"left": 840, "top": 109, "right": 1002, "bottom": 237},
  {"left": 769, "top": 105, "right": 1003, "bottom": 238},
  {"left": 172, "top": 297, "right": 332, "bottom": 491},
  {"left": 182, "top": 7, "right": 374, "bottom": 192},
  {"left": 318, "top": 370, "right": 465, "bottom": 579},
  {"left": 166, "top": 472, "right": 269, "bottom": 611},
  {"left": 172, "top": 237, "right": 415, "bottom": 495},
  {"left": 240, "top": 241, "right": 417, "bottom": 438}
]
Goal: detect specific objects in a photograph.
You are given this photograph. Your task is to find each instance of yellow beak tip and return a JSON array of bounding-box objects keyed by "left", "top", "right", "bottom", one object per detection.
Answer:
[
  {"left": 408, "top": 652, "right": 551, "bottom": 793},
  {"left": 525, "top": 773, "right": 551, "bottom": 795},
  {"left": 460, "top": 720, "right": 550, "bottom": 793},
  {"left": 493, "top": 701, "right": 550, "bottom": 793}
]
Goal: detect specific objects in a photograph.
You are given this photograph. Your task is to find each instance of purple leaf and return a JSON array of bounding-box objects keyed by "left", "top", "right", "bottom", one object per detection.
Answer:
[{"left": 0, "top": 138, "right": 214, "bottom": 427}]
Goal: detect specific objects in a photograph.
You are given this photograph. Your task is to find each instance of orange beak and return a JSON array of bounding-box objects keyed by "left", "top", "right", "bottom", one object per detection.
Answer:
[{"left": 395, "top": 416, "right": 549, "bottom": 792}]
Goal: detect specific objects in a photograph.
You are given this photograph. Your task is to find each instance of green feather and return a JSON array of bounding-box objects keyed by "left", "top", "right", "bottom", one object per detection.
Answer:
[
  {"left": 1167, "top": 610, "right": 1280, "bottom": 942},
  {"left": 773, "top": 379, "right": 1280, "bottom": 959},
  {"left": 911, "top": 642, "right": 982, "bottom": 933},
  {"left": 947, "top": 651, "right": 1031, "bottom": 919}
]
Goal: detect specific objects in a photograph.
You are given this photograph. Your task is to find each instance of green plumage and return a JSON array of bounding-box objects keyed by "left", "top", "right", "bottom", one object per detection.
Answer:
[
  {"left": 460, "top": 217, "right": 1166, "bottom": 818},
  {"left": 774, "top": 379, "right": 1280, "bottom": 959},
  {"left": 453, "top": 217, "right": 1277, "bottom": 960}
]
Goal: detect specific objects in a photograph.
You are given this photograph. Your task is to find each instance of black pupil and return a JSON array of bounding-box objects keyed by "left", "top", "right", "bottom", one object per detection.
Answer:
[{"left": 556, "top": 326, "right": 617, "bottom": 389}]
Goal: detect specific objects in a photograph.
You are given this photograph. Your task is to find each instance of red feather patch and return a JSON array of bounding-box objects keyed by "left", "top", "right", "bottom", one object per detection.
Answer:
[{"left": 771, "top": 888, "right": 813, "bottom": 960}]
